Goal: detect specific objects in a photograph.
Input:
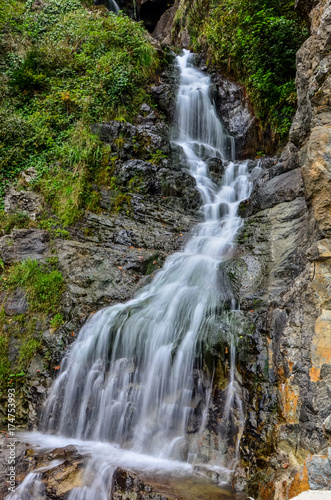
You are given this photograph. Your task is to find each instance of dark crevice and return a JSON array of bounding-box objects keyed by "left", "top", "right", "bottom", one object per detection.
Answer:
[
  {"left": 94, "top": 0, "right": 175, "bottom": 33},
  {"left": 140, "top": 1, "right": 175, "bottom": 32}
]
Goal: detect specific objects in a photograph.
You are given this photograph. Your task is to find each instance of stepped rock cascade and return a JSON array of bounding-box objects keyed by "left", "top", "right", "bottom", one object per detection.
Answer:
[
  {"left": 7, "top": 50, "right": 253, "bottom": 499},
  {"left": 42, "top": 49, "right": 250, "bottom": 460}
]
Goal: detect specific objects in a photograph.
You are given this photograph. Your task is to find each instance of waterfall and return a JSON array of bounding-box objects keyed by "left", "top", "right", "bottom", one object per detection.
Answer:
[
  {"left": 108, "top": 0, "right": 120, "bottom": 13},
  {"left": 111, "top": 0, "right": 120, "bottom": 13},
  {"left": 10, "top": 50, "right": 252, "bottom": 498}
]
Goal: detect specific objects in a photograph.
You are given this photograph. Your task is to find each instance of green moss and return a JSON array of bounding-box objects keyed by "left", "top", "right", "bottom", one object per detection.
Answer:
[
  {"left": 112, "top": 193, "right": 132, "bottom": 213},
  {"left": 128, "top": 174, "right": 144, "bottom": 192},
  {"left": 18, "top": 338, "right": 42, "bottom": 368},
  {"left": 148, "top": 149, "right": 168, "bottom": 165},
  {"left": 50, "top": 312, "right": 64, "bottom": 330},
  {"left": 143, "top": 254, "right": 163, "bottom": 275}
]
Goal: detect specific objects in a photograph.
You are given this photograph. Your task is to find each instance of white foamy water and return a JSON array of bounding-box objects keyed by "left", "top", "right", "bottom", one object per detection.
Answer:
[{"left": 7, "top": 50, "right": 252, "bottom": 499}]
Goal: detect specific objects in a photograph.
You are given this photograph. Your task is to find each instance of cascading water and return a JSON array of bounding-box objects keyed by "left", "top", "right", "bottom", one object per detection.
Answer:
[
  {"left": 108, "top": 0, "right": 120, "bottom": 13},
  {"left": 8, "top": 50, "right": 252, "bottom": 499}
]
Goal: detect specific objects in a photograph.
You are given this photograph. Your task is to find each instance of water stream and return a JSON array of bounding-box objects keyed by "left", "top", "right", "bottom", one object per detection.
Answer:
[
  {"left": 108, "top": 0, "right": 120, "bottom": 13},
  {"left": 8, "top": 50, "right": 252, "bottom": 499}
]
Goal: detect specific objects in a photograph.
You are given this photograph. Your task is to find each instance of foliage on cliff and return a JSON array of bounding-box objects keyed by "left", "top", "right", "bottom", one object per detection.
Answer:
[
  {"left": 0, "top": 0, "right": 158, "bottom": 219},
  {"left": 0, "top": 258, "right": 65, "bottom": 396},
  {"left": 175, "top": 0, "right": 308, "bottom": 138}
]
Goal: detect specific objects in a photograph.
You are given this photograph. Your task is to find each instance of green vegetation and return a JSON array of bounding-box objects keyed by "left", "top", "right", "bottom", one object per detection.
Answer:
[
  {"left": 0, "top": 211, "right": 33, "bottom": 234},
  {"left": 175, "top": 0, "right": 308, "bottom": 138},
  {"left": 50, "top": 313, "right": 64, "bottom": 329},
  {"left": 0, "top": 258, "right": 65, "bottom": 394},
  {"left": 0, "top": 0, "right": 158, "bottom": 218},
  {"left": 148, "top": 149, "right": 168, "bottom": 165},
  {"left": 4, "top": 258, "right": 64, "bottom": 312}
]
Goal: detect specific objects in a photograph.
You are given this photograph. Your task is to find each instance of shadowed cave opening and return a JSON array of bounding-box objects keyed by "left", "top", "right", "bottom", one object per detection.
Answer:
[
  {"left": 140, "top": 0, "right": 175, "bottom": 32},
  {"left": 94, "top": 0, "right": 175, "bottom": 33}
]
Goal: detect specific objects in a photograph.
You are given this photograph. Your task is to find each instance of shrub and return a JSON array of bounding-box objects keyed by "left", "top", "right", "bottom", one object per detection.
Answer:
[
  {"left": 0, "top": 1, "right": 158, "bottom": 212},
  {"left": 0, "top": 258, "right": 65, "bottom": 395},
  {"left": 185, "top": 0, "right": 308, "bottom": 138}
]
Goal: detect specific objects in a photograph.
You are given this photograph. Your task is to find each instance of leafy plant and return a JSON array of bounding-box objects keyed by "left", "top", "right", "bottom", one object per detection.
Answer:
[
  {"left": 0, "top": 211, "right": 32, "bottom": 234},
  {"left": 148, "top": 149, "right": 168, "bottom": 165}
]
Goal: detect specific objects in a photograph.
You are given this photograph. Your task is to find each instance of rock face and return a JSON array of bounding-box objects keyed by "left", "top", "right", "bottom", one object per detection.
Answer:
[
  {"left": 0, "top": 229, "right": 50, "bottom": 263},
  {"left": 4, "top": 187, "right": 43, "bottom": 220},
  {"left": 226, "top": 1, "right": 331, "bottom": 497}
]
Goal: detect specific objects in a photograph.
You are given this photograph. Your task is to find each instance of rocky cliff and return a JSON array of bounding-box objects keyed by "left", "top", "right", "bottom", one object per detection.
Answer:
[
  {"left": 228, "top": 0, "right": 331, "bottom": 497},
  {"left": 1, "top": 1, "right": 331, "bottom": 499}
]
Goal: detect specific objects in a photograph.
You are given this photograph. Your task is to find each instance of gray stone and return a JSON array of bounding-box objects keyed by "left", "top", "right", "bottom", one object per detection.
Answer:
[
  {"left": 4, "top": 288, "right": 28, "bottom": 316},
  {"left": 307, "top": 454, "right": 331, "bottom": 490},
  {"left": 240, "top": 168, "right": 304, "bottom": 217},
  {"left": 290, "top": 0, "right": 331, "bottom": 146},
  {"left": 268, "top": 142, "right": 300, "bottom": 178},
  {"left": 91, "top": 120, "right": 170, "bottom": 162},
  {"left": 0, "top": 229, "right": 49, "bottom": 264},
  {"left": 324, "top": 415, "right": 331, "bottom": 440},
  {"left": 28, "top": 353, "right": 44, "bottom": 377},
  {"left": 4, "top": 187, "right": 43, "bottom": 220}
]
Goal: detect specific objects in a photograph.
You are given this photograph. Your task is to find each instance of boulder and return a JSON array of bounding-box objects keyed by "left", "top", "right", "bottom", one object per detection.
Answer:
[
  {"left": 3, "top": 288, "right": 28, "bottom": 316},
  {"left": 0, "top": 229, "right": 49, "bottom": 264},
  {"left": 4, "top": 187, "right": 43, "bottom": 221}
]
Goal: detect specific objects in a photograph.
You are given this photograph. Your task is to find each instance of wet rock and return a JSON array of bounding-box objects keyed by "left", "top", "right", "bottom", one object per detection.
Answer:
[
  {"left": 47, "top": 445, "right": 78, "bottom": 461},
  {"left": 0, "top": 434, "right": 29, "bottom": 500},
  {"left": 206, "top": 157, "right": 225, "bottom": 184},
  {"left": 211, "top": 74, "right": 252, "bottom": 154},
  {"left": 0, "top": 229, "right": 49, "bottom": 264},
  {"left": 150, "top": 63, "right": 179, "bottom": 121},
  {"left": 3, "top": 288, "right": 28, "bottom": 316},
  {"left": 187, "top": 399, "right": 204, "bottom": 434},
  {"left": 116, "top": 159, "right": 161, "bottom": 196},
  {"left": 43, "top": 458, "right": 85, "bottom": 497},
  {"left": 28, "top": 354, "right": 44, "bottom": 377},
  {"left": 240, "top": 168, "right": 304, "bottom": 217}
]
